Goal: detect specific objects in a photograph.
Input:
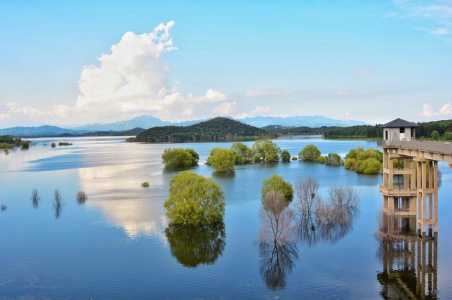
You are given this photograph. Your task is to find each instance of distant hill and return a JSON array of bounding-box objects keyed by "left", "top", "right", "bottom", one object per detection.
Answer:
[
  {"left": 71, "top": 114, "right": 367, "bottom": 131},
  {"left": 73, "top": 115, "right": 168, "bottom": 131},
  {"left": 130, "top": 117, "right": 270, "bottom": 143},
  {"left": 0, "top": 126, "right": 82, "bottom": 137},
  {"left": 0, "top": 114, "right": 366, "bottom": 137},
  {"left": 239, "top": 115, "right": 366, "bottom": 128}
]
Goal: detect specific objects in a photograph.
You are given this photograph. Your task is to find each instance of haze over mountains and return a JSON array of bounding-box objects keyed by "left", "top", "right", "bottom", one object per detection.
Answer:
[{"left": 0, "top": 115, "right": 366, "bottom": 137}]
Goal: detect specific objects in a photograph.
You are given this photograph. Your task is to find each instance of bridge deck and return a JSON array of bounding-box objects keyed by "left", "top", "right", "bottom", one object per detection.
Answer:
[{"left": 384, "top": 140, "right": 452, "bottom": 163}]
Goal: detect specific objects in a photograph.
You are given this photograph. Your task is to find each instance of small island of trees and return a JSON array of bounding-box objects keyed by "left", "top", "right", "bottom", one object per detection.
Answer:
[
  {"left": 164, "top": 171, "right": 225, "bottom": 225},
  {"left": 0, "top": 136, "right": 31, "bottom": 151},
  {"left": 161, "top": 142, "right": 384, "bottom": 176},
  {"left": 344, "top": 148, "right": 383, "bottom": 175},
  {"left": 162, "top": 148, "right": 199, "bottom": 170}
]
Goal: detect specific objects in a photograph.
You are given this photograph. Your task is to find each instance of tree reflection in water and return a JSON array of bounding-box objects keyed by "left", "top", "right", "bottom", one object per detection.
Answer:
[
  {"left": 297, "top": 179, "right": 320, "bottom": 246},
  {"left": 53, "top": 190, "right": 63, "bottom": 219},
  {"left": 298, "top": 178, "right": 359, "bottom": 245},
  {"left": 259, "top": 191, "right": 298, "bottom": 290},
  {"left": 315, "top": 187, "right": 358, "bottom": 243},
  {"left": 165, "top": 222, "right": 225, "bottom": 268},
  {"left": 31, "top": 189, "right": 40, "bottom": 209}
]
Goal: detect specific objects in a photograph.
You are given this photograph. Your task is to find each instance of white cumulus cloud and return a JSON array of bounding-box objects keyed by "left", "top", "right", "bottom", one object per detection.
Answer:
[
  {"left": 420, "top": 102, "right": 452, "bottom": 118},
  {"left": 0, "top": 21, "right": 234, "bottom": 126}
]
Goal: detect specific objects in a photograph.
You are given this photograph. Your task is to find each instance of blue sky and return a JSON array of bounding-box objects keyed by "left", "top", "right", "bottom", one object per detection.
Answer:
[{"left": 1, "top": 0, "right": 452, "bottom": 127}]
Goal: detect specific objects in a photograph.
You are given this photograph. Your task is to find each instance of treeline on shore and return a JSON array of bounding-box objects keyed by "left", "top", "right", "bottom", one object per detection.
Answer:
[
  {"left": 0, "top": 136, "right": 30, "bottom": 150},
  {"left": 161, "top": 142, "right": 383, "bottom": 175},
  {"left": 265, "top": 119, "right": 452, "bottom": 140}
]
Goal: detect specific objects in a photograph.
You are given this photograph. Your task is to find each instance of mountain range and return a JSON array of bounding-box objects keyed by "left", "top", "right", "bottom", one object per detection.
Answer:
[{"left": 0, "top": 115, "right": 366, "bottom": 137}]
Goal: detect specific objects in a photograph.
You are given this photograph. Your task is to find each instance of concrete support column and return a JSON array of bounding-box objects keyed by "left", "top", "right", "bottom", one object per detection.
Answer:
[
  {"left": 388, "top": 155, "right": 394, "bottom": 189},
  {"left": 410, "top": 160, "right": 416, "bottom": 190},
  {"left": 433, "top": 232, "right": 438, "bottom": 296}
]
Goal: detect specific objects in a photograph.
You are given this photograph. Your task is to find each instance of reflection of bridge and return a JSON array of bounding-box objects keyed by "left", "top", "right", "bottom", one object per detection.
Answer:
[
  {"left": 379, "top": 146, "right": 440, "bottom": 298},
  {"left": 377, "top": 119, "right": 450, "bottom": 299}
]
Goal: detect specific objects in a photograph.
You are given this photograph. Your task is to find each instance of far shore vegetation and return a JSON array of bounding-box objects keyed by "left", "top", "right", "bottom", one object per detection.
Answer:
[{"left": 0, "top": 136, "right": 31, "bottom": 150}]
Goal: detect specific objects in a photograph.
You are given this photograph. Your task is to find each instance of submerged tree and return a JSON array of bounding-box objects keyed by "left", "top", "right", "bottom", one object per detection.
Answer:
[
  {"left": 299, "top": 144, "right": 321, "bottom": 162},
  {"left": 297, "top": 179, "right": 359, "bottom": 246},
  {"left": 281, "top": 150, "right": 291, "bottom": 163},
  {"left": 162, "top": 148, "right": 199, "bottom": 170},
  {"left": 165, "top": 222, "right": 225, "bottom": 268},
  {"left": 207, "top": 148, "right": 236, "bottom": 173},
  {"left": 262, "top": 175, "right": 294, "bottom": 204},
  {"left": 252, "top": 140, "right": 280, "bottom": 163},
  {"left": 164, "top": 171, "right": 224, "bottom": 225},
  {"left": 259, "top": 191, "right": 298, "bottom": 290},
  {"left": 231, "top": 142, "right": 253, "bottom": 165},
  {"left": 314, "top": 187, "right": 358, "bottom": 243},
  {"left": 297, "top": 178, "right": 320, "bottom": 246}
]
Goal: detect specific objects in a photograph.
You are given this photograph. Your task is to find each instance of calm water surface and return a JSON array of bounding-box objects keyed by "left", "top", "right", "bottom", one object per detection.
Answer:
[{"left": 0, "top": 137, "right": 451, "bottom": 299}]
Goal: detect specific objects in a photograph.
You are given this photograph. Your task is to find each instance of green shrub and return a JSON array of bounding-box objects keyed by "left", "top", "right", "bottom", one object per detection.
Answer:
[
  {"left": 444, "top": 132, "right": 452, "bottom": 141},
  {"left": 281, "top": 150, "right": 291, "bottom": 163},
  {"left": 317, "top": 156, "right": 327, "bottom": 164},
  {"left": 164, "top": 171, "right": 224, "bottom": 225},
  {"left": 299, "top": 144, "right": 321, "bottom": 162},
  {"left": 325, "top": 153, "right": 342, "bottom": 166},
  {"left": 252, "top": 140, "right": 280, "bottom": 163},
  {"left": 344, "top": 148, "right": 382, "bottom": 175},
  {"left": 0, "top": 136, "right": 30, "bottom": 150},
  {"left": 431, "top": 130, "right": 440, "bottom": 140},
  {"left": 231, "top": 142, "right": 253, "bottom": 164},
  {"left": 162, "top": 148, "right": 199, "bottom": 170},
  {"left": 20, "top": 142, "right": 30, "bottom": 150},
  {"left": 262, "top": 175, "right": 293, "bottom": 203},
  {"left": 207, "top": 148, "right": 235, "bottom": 173},
  {"left": 142, "top": 182, "right": 150, "bottom": 188},
  {"left": 0, "top": 143, "right": 13, "bottom": 150}
]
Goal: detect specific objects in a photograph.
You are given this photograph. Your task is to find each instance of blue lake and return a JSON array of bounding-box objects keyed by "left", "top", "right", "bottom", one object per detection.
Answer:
[{"left": 0, "top": 137, "right": 451, "bottom": 299}]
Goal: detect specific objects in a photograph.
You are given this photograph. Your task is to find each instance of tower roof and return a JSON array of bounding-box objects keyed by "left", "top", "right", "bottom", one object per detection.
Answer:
[{"left": 382, "top": 118, "right": 418, "bottom": 128}]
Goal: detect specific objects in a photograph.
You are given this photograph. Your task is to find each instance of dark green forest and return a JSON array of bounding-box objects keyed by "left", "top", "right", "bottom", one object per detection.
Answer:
[{"left": 130, "top": 117, "right": 270, "bottom": 143}]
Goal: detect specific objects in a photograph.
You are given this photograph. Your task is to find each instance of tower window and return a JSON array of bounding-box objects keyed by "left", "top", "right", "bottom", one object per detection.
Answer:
[{"left": 400, "top": 128, "right": 405, "bottom": 133}]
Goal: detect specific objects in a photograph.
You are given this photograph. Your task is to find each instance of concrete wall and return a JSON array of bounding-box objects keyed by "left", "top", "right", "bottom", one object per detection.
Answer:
[{"left": 383, "top": 127, "right": 415, "bottom": 142}]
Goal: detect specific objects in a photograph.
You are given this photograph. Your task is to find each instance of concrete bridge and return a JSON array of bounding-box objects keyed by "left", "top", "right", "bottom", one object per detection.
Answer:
[
  {"left": 380, "top": 119, "right": 452, "bottom": 232},
  {"left": 378, "top": 118, "right": 450, "bottom": 299},
  {"left": 384, "top": 140, "right": 452, "bottom": 165}
]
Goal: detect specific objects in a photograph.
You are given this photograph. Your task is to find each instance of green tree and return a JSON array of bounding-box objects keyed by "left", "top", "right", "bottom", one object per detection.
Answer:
[
  {"left": 252, "top": 140, "right": 280, "bottom": 163},
  {"left": 162, "top": 148, "right": 199, "bottom": 170},
  {"left": 445, "top": 132, "right": 452, "bottom": 141},
  {"left": 262, "top": 175, "right": 293, "bottom": 203},
  {"left": 231, "top": 142, "right": 253, "bottom": 164},
  {"left": 207, "top": 148, "right": 236, "bottom": 173},
  {"left": 299, "top": 144, "right": 321, "bottom": 162},
  {"left": 164, "top": 171, "right": 224, "bottom": 225},
  {"left": 325, "top": 153, "right": 342, "bottom": 166},
  {"left": 431, "top": 130, "right": 440, "bottom": 140},
  {"left": 281, "top": 150, "right": 291, "bottom": 163},
  {"left": 344, "top": 148, "right": 382, "bottom": 175}
]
